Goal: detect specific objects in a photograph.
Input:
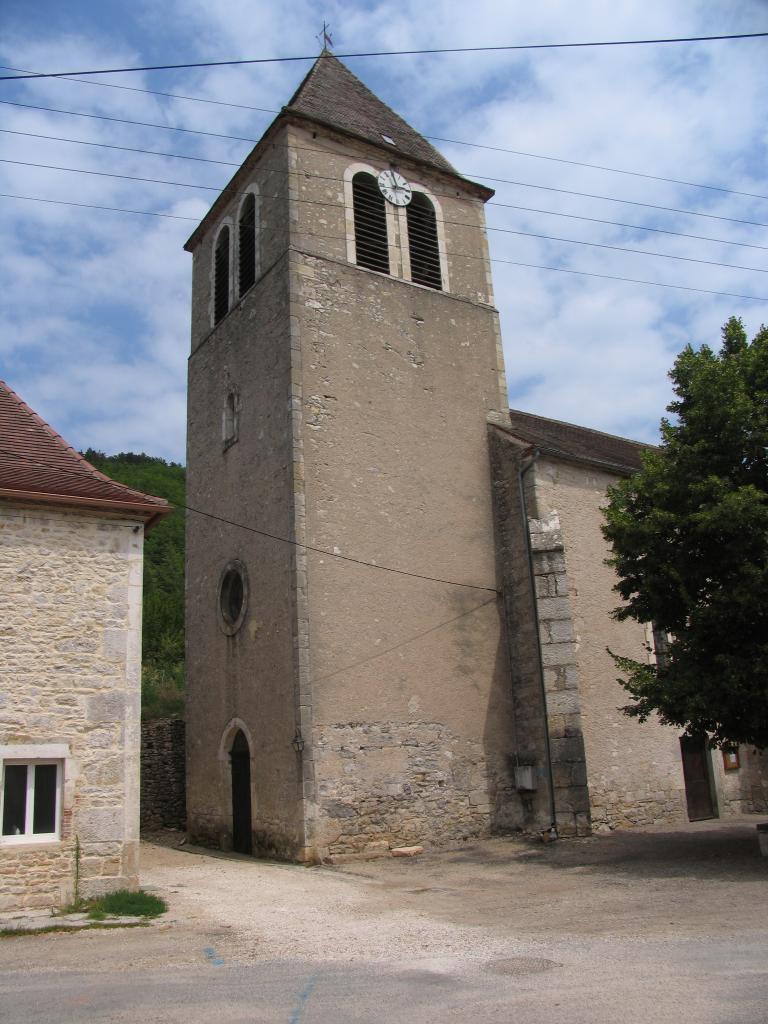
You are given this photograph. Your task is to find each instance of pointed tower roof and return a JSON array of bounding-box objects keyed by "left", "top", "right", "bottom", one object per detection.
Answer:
[
  {"left": 184, "top": 52, "right": 493, "bottom": 251},
  {"left": 284, "top": 52, "right": 457, "bottom": 175},
  {"left": 0, "top": 379, "right": 171, "bottom": 529}
]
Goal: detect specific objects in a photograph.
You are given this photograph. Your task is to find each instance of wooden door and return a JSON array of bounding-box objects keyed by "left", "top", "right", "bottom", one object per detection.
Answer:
[
  {"left": 230, "top": 730, "right": 253, "bottom": 854},
  {"left": 679, "top": 735, "right": 715, "bottom": 820}
]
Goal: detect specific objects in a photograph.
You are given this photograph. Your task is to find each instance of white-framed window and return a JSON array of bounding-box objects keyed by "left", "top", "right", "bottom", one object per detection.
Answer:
[
  {"left": 406, "top": 191, "right": 442, "bottom": 290},
  {"left": 1, "top": 759, "right": 62, "bottom": 844},
  {"left": 212, "top": 220, "right": 233, "bottom": 327},
  {"left": 352, "top": 171, "right": 391, "bottom": 275},
  {"left": 343, "top": 163, "right": 449, "bottom": 292},
  {"left": 236, "top": 188, "right": 260, "bottom": 298}
]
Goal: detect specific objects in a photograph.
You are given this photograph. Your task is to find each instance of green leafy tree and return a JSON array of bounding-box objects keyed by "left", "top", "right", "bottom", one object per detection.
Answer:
[
  {"left": 602, "top": 317, "right": 768, "bottom": 749},
  {"left": 82, "top": 450, "right": 186, "bottom": 719}
]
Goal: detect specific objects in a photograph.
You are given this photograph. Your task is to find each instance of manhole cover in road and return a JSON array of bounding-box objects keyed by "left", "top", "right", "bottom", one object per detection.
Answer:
[{"left": 486, "top": 957, "right": 560, "bottom": 976}]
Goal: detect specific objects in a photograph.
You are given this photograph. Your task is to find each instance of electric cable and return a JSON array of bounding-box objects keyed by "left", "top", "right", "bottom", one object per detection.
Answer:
[
  {"left": 5, "top": 147, "right": 767, "bottom": 273},
  {"left": 1, "top": 32, "right": 766, "bottom": 81},
  {"left": 3, "top": 156, "right": 767, "bottom": 277},
  {"left": 0, "top": 446, "right": 500, "bottom": 593},
  {"left": 3, "top": 100, "right": 767, "bottom": 231},
  {"left": 4, "top": 152, "right": 768, "bottom": 236},
  {"left": 312, "top": 595, "right": 499, "bottom": 683},
  {"left": 2, "top": 192, "right": 766, "bottom": 303},
  {"left": 3, "top": 65, "right": 767, "bottom": 201}
]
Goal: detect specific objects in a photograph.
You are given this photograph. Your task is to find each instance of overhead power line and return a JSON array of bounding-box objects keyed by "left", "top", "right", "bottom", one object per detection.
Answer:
[
  {"left": 495, "top": 258, "right": 768, "bottom": 301},
  {"left": 0, "top": 191, "right": 198, "bottom": 221},
  {"left": 6, "top": 126, "right": 768, "bottom": 217},
  {"left": 4, "top": 146, "right": 768, "bottom": 234},
  {"left": 2, "top": 192, "right": 767, "bottom": 304},
  {"left": 1, "top": 33, "right": 766, "bottom": 81},
  {"left": 0, "top": 97, "right": 258, "bottom": 143},
  {"left": 0, "top": 128, "right": 242, "bottom": 167},
  {"left": 4, "top": 181, "right": 765, "bottom": 274},
  {"left": 2, "top": 78, "right": 767, "bottom": 202},
  {"left": 0, "top": 65, "right": 279, "bottom": 113},
  {"left": 6, "top": 98, "right": 768, "bottom": 220},
  {"left": 313, "top": 595, "right": 498, "bottom": 684},
  {"left": 5, "top": 156, "right": 768, "bottom": 275},
  {"left": 4, "top": 134, "right": 767, "bottom": 268},
  {"left": 0, "top": 446, "right": 499, "bottom": 593},
  {"left": 433, "top": 143, "right": 768, "bottom": 203},
  {"left": 4, "top": 125, "right": 767, "bottom": 252}
]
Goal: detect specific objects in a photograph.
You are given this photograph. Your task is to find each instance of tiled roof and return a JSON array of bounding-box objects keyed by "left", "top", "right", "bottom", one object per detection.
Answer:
[
  {"left": 0, "top": 379, "right": 170, "bottom": 527},
  {"left": 507, "top": 408, "right": 651, "bottom": 474},
  {"left": 285, "top": 51, "right": 458, "bottom": 176}
]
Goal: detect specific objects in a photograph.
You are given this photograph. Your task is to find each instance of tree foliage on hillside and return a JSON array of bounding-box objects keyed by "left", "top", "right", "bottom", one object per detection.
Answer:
[
  {"left": 602, "top": 317, "right": 768, "bottom": 749},
  {"left": 83, "top": 450, "right": 185, "bottom": 719}
]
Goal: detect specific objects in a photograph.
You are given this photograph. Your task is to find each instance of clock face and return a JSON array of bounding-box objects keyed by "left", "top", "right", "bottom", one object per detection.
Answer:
[{"left": 378, "top": 169, "right": 412, "bottom": 207}]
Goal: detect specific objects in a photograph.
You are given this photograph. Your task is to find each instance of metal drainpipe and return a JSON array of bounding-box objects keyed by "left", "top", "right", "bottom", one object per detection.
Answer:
[{"left": 519, "top": 449, "right": 558, "bottom": 837}]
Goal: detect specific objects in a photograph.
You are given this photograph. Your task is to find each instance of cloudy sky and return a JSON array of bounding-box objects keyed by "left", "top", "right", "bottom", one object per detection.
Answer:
[{"left": 1, "top": 1, "right": 766, "bottom": 461}]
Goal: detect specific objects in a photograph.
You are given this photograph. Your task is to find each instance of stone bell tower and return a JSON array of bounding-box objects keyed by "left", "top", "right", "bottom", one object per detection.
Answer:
[{"left": 185, "top": 52, "right": 522, "bottom": 860}]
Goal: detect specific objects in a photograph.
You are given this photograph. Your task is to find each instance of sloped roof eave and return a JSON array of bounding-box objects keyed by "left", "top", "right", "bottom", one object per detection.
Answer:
[
  {"left": 502, "top": 407, "right": 652, "bottom": 476},
  {"left": 508, "top": 441, "right": 641, "bottom": 478},
  {"left": 0, "top": 487, "right": 170, "bottom": 531}
]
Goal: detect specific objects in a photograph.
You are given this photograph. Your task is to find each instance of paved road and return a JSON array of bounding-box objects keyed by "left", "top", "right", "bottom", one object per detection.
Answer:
[
  {"left": 2, "top": 818, "right": 767, "bottom": 1023},
  {"left": 3, "top": 936, "right": 766, "bottom": 1023}
]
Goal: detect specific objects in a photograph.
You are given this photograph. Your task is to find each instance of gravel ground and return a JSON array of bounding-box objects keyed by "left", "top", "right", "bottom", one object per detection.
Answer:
[
  {"left": 135, "top": 816, "right": 768, "bottom": 961},
  {"left": 2, "top": 816, "right": 766, "bottom": 1022}
]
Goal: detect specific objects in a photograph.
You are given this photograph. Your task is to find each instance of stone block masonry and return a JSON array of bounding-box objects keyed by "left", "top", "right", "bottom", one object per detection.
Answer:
[
  {"left": 0, "top": 506, "right": 143, "bottom": 911},
  {"left": 140, "top": 719, "right": 186, "bottom": 831},
  {"left": 314, "top": 722, "right": 512, "bottom": 856},
  {"left": 488, "top": 426, "right": 591, "bottom": 837},
  {"left": 528, "top": 513, "right": 590, "bottom": 836}
]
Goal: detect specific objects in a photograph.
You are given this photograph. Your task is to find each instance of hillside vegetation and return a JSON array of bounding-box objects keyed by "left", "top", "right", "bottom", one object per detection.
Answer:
[{"left": 83, "top": 450, "right": 185, "bottom": 719}]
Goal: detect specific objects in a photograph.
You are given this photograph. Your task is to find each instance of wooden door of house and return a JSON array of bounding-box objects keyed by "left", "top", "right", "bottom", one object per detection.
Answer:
[
  {"left": 680, "top": 735, "right": 716, "bottom": 820},
  {"left": 230, "top": 730, "right": 253, "bottom": 854}
]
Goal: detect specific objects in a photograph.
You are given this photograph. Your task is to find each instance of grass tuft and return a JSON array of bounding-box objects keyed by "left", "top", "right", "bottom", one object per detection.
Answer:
[{"left": 87, "top": 889, "right": 167, "bottom": 919}]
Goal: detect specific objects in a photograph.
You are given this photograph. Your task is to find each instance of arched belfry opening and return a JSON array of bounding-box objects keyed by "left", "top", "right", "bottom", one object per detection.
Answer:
[
  {"left": 352, "top": 171, "right": 389, "bottom": 274},
  {"left": 229, "top": 730, "right": 253, "bottom": 854},
  {"left": 407, "top": 192, "right": 441, "bottom": 290}
]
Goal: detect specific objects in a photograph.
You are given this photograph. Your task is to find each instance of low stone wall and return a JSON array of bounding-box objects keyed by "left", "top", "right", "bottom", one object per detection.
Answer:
[{"left": 140, "top": 719, "right": 187, "bottom": 831}]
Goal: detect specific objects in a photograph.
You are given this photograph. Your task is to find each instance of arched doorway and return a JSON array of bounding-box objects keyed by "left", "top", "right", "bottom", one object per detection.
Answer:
[{"left": 230, "top": 730, "right": 252, "bottom": 853}]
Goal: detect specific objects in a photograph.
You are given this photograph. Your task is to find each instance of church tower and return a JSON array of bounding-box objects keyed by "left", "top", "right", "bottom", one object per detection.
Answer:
[{"left": 184, "top": 53, "right": 521, "bottom": 860}]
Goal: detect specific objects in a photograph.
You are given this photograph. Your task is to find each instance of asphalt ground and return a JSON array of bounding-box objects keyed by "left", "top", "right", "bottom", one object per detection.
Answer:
[{"left": 1, "top": 816, "right": 766, "bottom": 1023}]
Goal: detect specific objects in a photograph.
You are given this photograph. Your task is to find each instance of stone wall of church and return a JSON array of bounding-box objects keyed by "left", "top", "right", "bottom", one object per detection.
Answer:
[
  {"left": 185, "top": 133, "right": 308, "bottom": 859},
  {"left": 528, "top": 512, "right": 591, "bottom": 836},
  {"left": 715, "top": 745, "right": 768, "bottom": 814},
  {"left": 529, "top": 458, "right": 689, "bottom": 830},
  {"left": 315, "top": 722, "right": 504, "bottom": 857},
  {"left": 286, "top": 120, "right": 520, "bottom": 858},
  {"left": 0, "top": 505, "right": 143, "bottom": 911},
  {"left": 488, "top": 426, "right": 591, "bottom": 837}
]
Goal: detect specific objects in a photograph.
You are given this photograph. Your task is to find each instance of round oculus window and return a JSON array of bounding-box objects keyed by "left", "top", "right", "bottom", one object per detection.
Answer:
[{"left": 218, "top": 560, "right": 248, "bottom": 634}]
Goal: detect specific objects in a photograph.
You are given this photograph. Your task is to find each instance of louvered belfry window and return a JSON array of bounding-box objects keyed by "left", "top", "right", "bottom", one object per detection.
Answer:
[
  {"left": 407, "top": 192, "right": 442, "bottom": 290},
  {"left": 238, "top": 193, "right": 256, "bottom": 296},
  {"left": 352, "top": 172, "right": 390, "bottom": 274},
  {"left": 214, "top": 226, "right": 230, "bottom": 325}
]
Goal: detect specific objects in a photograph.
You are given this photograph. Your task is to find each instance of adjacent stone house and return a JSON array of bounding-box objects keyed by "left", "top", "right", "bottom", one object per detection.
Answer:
[
  {"left": 0, "top": 380, "right": 169, "bottom": 911},
  {"left": 183, "top": 52, "right": 767, "bottom": 861}
]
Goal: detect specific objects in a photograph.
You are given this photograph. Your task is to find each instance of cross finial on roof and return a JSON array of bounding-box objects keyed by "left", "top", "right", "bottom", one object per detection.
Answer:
[{"left": 317, "top": 21, "right": 333, "bottom": 52}]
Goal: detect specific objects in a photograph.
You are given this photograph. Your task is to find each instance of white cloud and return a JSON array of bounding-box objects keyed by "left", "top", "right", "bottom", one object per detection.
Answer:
[{"left": 1, "top": 0, "right": 765, "bottom": 461}]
